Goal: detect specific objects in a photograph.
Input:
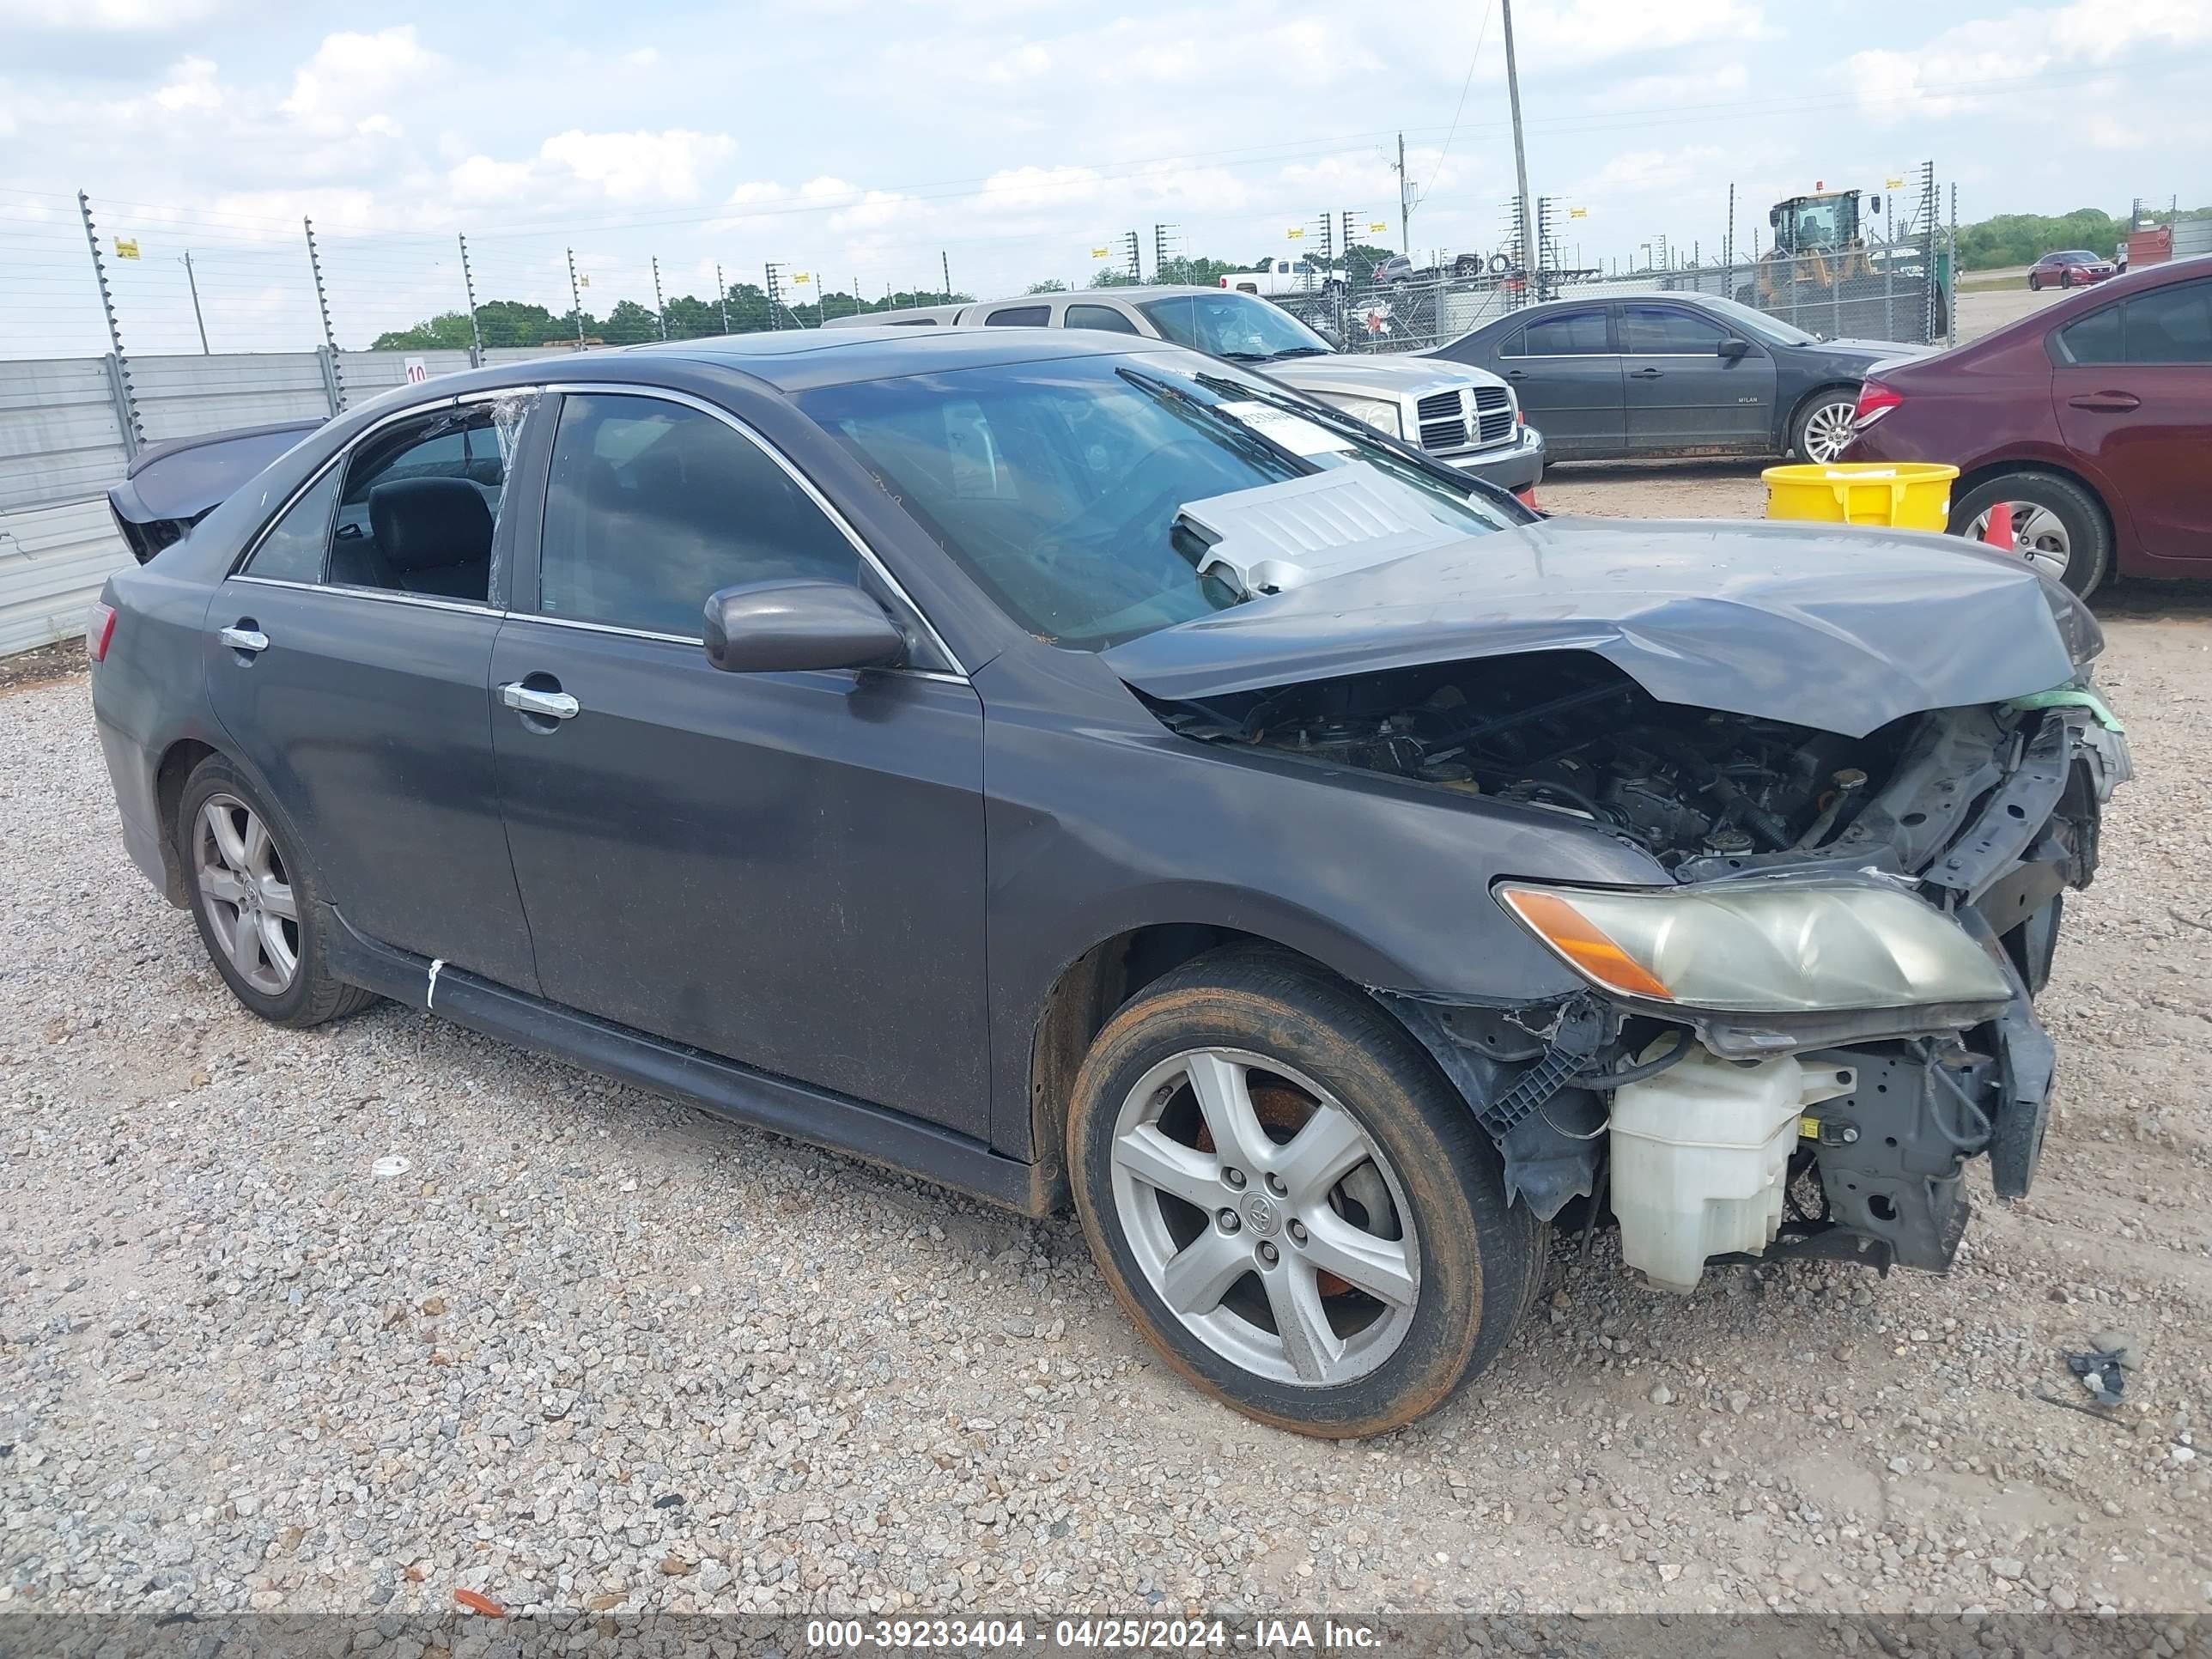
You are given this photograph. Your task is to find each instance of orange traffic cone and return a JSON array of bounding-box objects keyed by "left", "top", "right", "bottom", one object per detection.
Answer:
[
  {"left": 1516, "top": 488, "right": 1540, "bottom": 510},
  {"left": 1982, "top": 501, "right": 2014, "bottom": 549}
]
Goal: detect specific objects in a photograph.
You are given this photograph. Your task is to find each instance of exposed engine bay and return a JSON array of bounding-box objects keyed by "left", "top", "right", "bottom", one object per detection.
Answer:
[
  {"left": 1148, "top": 649, "right": 2135, "bottom": 1294},
  {"left": 1148, "top": 653, "right": 1906, "bottom": 867}
]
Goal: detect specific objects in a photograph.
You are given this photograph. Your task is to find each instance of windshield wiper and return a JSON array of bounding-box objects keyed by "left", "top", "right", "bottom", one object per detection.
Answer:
[
  {"left": 1261, "top": 346, "right": 1331, "bottom": 361},
  {"left": 1114, "top": 367, "right": 1304, "bottom": 475},
  {"left": 1214, "top": 350, "right": 1270, "bottom": 362}
]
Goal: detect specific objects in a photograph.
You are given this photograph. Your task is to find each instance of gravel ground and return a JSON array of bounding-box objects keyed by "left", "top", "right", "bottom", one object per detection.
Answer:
[{"left": 5, "top": 482, "right": 2212, "bottom": 1625}]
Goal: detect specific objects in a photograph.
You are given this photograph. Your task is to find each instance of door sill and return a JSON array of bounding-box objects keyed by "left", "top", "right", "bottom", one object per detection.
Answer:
[{"left": 324, "top": 907, "right": 1056, "bottom": 1218}]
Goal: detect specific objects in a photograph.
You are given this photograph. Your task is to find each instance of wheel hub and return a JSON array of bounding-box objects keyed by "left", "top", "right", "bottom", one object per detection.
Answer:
[{"left": 1240, "top": 1192, "right": 1280, "bottom": 1237}]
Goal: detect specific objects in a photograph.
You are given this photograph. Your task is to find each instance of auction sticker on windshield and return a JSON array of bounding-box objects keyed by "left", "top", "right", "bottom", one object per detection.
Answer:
[{"left": 1214, "top": 401, "right": 1357, "bottom": 458}]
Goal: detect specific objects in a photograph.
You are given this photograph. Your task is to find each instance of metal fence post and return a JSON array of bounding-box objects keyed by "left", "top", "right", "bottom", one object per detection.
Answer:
[
  {"left": 78, "top": 190, "right": 143, "bottom": 457},
  {"left": 458, "top": 233, "right": 483, "bottom": 366},
  {"left": 304, "top": 217, "right": 345, "bottom": 411},
  {"left": 567, "top": 248, "right": 586, "bottom": 347},
  {"left": 715, "top": 263, "right": 730, "bottom": 335},
  {"left": 652, "top": 256, "right": 669, "bottom": 340},
  {"left": 1948, "top": 183, "right": 1959, "bottom": 349},
  {"left": 313, "top": 347, "right": 342, "bottom": 416}
]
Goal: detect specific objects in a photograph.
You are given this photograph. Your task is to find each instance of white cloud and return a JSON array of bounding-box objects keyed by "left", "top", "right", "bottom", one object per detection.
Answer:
[
  {"left": 453, "top": 130, "right": 737, "bottom": 207},
  {"left": 151, "top": 55, "right": 222, "bottom": 112},
  {"left": 1849, "top": 1, "right": 2208, "bottom": 125},
  {"left": 1, "top": 0, "right": 224, "bottom": 28},
  {"left": 980, "top": 164, "right": 1103, "bottom": 214},
  {"left": 280, "top": 27, "right": 445, "bottom": 137}
]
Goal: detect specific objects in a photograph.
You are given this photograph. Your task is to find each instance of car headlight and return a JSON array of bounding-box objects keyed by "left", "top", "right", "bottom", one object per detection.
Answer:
[
  {"left": 1494, "top": 878, "right": 2013, "bottom": 1013},
  {"left": 1327, "top": 395, "right": 1402, "bottom": 438}
]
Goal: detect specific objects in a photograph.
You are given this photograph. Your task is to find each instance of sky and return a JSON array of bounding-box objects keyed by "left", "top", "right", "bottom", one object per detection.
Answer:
[{"left": 2, "top": 0, "right": 2208, "bottom": 357}]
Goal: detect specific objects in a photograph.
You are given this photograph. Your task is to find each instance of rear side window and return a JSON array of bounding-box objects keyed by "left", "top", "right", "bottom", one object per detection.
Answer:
[
  {"left": 245, "top": 470, "right": 339, "bottom": 582},
  {"left": 536, "top": 393, "right": 859, "bottom": 640},
  {"left": 1511, "top": 310, "right": 1610, "bottom": 356},
  {"left": 2123, "top": 281, "right": 2212, "bottom": 364},
  {"left": 1066, "top": 303, "right": 1140, "bottom": 336},
  {"left": 2057, "top": 305, "right": 2122, "bottom": 366},
  {"left": 985, "top": 306, "right": 1051, "bottom": 327}
]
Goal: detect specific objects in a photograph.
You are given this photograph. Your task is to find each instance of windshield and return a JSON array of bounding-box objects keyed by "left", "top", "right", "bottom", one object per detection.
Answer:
[
  {"left": 1685, "top": 293, "right": 1817, "bottom": 348},
  {"left": 1136, "top": 292, "right": 1334, "bottom": 362},
  {"left": 798, "top": 349, "right": 1515, "bottom": 650}
]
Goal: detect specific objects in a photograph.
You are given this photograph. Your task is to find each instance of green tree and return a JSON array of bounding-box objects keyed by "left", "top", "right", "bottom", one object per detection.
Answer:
[
  {"left": 1026, "top": 277, "right": 1071, "bottom": 294},
  {"left": 369, "top": 311, "right": 475, "bottom": 351}
]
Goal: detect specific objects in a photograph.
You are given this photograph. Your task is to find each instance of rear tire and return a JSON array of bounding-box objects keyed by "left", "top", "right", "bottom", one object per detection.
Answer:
[
  {"left": 1066, "top": 947, "right": 1542, "bottom": 1437},
  {"left": 1948, "top": 471, "right": 2112, "bottom": 598},
  {"left": 179, "top": 755, "right": 375, "bottom": 1028}
]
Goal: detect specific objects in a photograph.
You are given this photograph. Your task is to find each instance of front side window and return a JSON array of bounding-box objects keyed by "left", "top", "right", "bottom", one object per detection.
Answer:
[
  {"left": 2123, "top": 282, "right": 2212, "bottom": 364},
  {"left": 985, "top": 305, "right": 1050, "bottom": 327},
  {"left": 799, "top": 351, "right": 1515, "bottom": 651},
  {"left": 1135, "top": 292, "right": 1333, "bottom": 363},
  {"left": 1066, "top": 303, "right": 1140, "bottom": 336},
  {"left": 1513, "top": 309, "right": 1610, "bottom": 356},
  {"left": 1620, "top": 305, "right": 1731, "bottom": 355},
  {"left": 536, "top": 393, "right": 860, "bottom": 640}
]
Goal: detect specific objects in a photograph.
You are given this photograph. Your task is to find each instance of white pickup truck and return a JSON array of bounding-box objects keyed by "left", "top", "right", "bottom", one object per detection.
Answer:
[{"left": 1218, "top": 258, "right": 1346, "bottom": 299}]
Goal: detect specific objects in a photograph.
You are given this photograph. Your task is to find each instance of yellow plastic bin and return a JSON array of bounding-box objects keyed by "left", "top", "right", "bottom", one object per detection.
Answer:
[{"left": 1761, "top": 462, "right": 1958, "bottom": 532}]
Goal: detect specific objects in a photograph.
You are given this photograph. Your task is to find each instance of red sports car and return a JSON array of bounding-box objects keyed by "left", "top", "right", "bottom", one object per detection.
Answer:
[
  {"left": 2027, "top": 250, "right": 2116, "bottom": 290},
  {"left": 1844, "top": 256, "right": 2212, "bottom": 595}
]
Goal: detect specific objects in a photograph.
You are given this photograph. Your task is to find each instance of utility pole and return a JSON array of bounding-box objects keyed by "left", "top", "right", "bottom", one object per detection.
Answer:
[
  {"left": 1501, "top": 0, "right": 1537, "bottom": 284},
  {"left": 1396, "top": 132, "right": 1410, "bottom": 252},
  {"left": 181, "top": 250, "right": 210, "bottom": 354},
  {"left": 940, "top": 249, "right": 951, "bottom": 301},
  {"left": 457, "top": 234, "right": 482, "bottom": 362}
]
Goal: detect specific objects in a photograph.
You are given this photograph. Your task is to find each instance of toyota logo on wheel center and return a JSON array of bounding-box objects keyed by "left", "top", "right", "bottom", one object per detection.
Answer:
[{"left": 1242, "top": 1193, "right": 1279, "bottom": 1237}]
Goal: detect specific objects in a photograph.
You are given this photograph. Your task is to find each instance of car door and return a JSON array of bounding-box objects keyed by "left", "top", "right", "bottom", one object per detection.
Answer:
[
  {"left": 488, "top": 386, "right": 993, "bottom": 1135},
  {"left": 205, "top": 394, "right": 544, "bottom": 992},
  {"left": 1619, "top": 302, "right": 1776, "bottom": 453},
  {"left": 1490, "top": 307, "right": 1625, "bottom": 459},
  {"left": 2052, "top": 277, "right": 2212, "bottom": 566}
]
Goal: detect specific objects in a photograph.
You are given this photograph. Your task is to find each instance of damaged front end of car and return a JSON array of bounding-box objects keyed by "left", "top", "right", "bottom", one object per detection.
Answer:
[{"left": 1139, "top": 643, "right": 2132, "bottom": 1291}]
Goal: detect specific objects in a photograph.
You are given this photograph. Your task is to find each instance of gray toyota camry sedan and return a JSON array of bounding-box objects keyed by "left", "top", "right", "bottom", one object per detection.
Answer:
[{"left": 89, "top": 326, "right": 2129, "bottom": 1437}]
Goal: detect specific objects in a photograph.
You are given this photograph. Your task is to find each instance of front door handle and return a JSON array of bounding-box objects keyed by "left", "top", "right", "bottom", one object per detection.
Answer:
[
  {"left": 218, "top": 624, "right": 269, "bottom": 655},
  {"left": 1630, "top": 367, "right": 1664, "bottom": 379},
  {"left": 1505, "top": 368, "right": 1528, "bottom": 379},
  {"left": 500, "top": 681, "right": 580, "bottom": 721},
  {"left": 2067, "top": 391, "right": 2140, "bottom": 411}
]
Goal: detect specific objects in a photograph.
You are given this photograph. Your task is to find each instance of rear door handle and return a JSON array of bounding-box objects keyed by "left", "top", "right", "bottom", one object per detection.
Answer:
[
  {"left": 2067, "top": 392, "right": 2140, "bottom": 411},
  {"left": 500, "top": 681, "right": 580, "bottom": 721},
  {"left": 1629, "top": 367, "right": 1663, "bottom": 379},
  {"left": 218, "top": 624, "right": 269, "bottom": 655},
  {"left": 1505, "top": 368, "right": 1528, "bottom": 379}
]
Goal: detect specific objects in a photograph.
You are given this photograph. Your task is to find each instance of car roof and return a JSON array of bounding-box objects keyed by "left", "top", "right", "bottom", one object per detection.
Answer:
[
  {"left": 630, "top": 325, "right": 1168, "bottom": 391},
  {"left": 963, "top": 284, "right": 1257, "bottom": 307}
]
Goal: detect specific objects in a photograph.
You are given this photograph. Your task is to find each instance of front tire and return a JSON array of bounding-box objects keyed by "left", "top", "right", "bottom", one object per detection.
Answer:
[
  {"left": 2058, "top": 270, "right": 2074, "bottom": 289},
  {"left": 179, "top": 755, "right": 374, "bottom": 1028},
  {"left": 2028, "top": 272, "right": 2041, "bottom": 292},
  {"left": 1790, "top": 389, "right": 1860, "bottom": 463},
  {"left": 1949, "top": 470, "right": 2112, "bottom": 598},
  {"left": 1066, "top": 948, "right": 1542, "bottom": 1437}
]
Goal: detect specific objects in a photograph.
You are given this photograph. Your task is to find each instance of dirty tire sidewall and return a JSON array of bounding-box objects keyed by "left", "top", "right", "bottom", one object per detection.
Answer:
[
  {"left": 1948, "top": 471, "right": 2112, "bottom": 599},
  {"left": 1066, "top": 947, "right": 1540, "bottom": 1438},
  {"left": 179, "top": 754, "right": 374, "bottom": 1030}
]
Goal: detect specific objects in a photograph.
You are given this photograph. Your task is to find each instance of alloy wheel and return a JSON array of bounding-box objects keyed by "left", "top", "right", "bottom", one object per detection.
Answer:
[
  {"left": 1966, "top": 502, "right": 2072, "bottom": 581},
  {"left": 193, "top": 793, "right": 300, "bottom": 995},
  {"left": 1802, "top": 400, "right": 1858, "bottom": 464},
  {"left": 1108, "top": 1047, "right": 1419, "bottom": 1388}
]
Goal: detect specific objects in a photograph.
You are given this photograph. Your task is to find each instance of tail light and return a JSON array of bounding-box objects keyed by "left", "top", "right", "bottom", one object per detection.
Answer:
[
  {"left": 87, "top": 600, "right": 117, "bottom": 662},
  {"left": 1853, "top": 380, "right": 1903, "bottom": 428}
]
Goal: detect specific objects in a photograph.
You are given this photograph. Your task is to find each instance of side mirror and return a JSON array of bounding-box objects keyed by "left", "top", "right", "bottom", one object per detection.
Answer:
[
  {"left": 702, "top": 580, "right": 908, "bottom": 675},
  {"left": 1768, "top": 206, "right": 1781, "bottom": 228},
  {"left": 1717, "top": 336, "right": 1752, "bottom": 360}
]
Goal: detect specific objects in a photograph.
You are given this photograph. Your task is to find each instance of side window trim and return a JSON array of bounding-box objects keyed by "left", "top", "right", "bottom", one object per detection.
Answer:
[
  {"left": 228, "top": 396, "right": 459, "bottom": 580},
  {"left": 1620, "top": 305, "right": 1726, "bottom": 355},
  {"left": 530, "top": 381, "right": 967, "bottom": 678}
]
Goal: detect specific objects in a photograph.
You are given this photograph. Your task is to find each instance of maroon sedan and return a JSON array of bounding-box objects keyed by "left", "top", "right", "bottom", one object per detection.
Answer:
[
  {"left": 2027, "top": 250, "right": 2115, "bottom": 290},
  {"left": 1844, "top": 256, "right": 2212, "bottom": 595}
]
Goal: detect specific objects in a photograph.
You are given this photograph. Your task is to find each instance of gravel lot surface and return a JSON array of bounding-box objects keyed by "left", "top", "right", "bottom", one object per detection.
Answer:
[{"left": 5, "top": 477, "right": 2211, "bottom": 1626}]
